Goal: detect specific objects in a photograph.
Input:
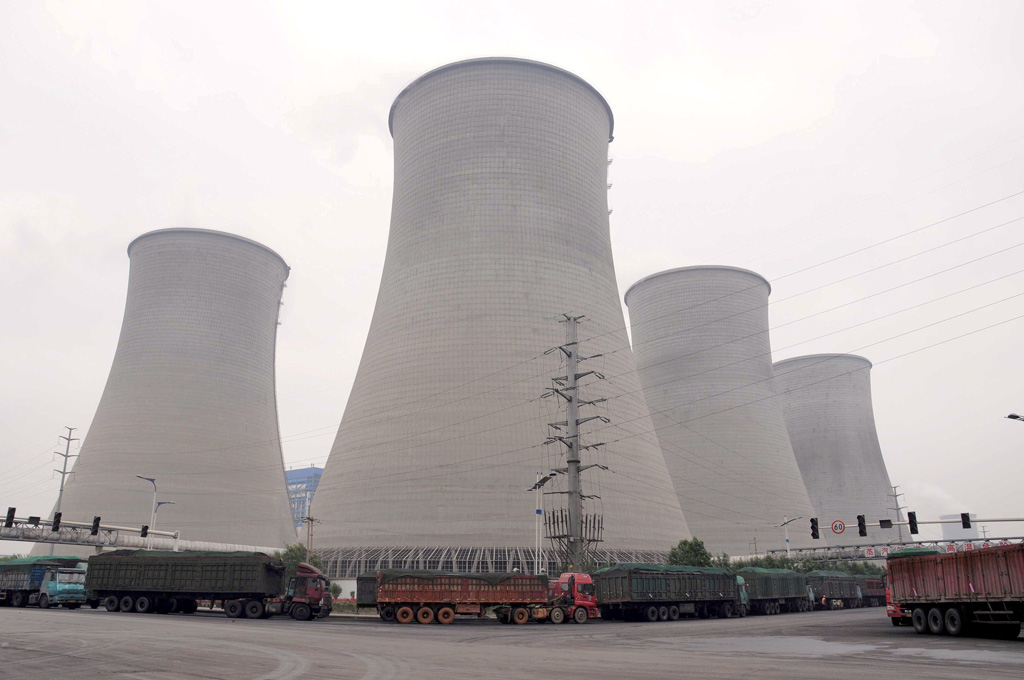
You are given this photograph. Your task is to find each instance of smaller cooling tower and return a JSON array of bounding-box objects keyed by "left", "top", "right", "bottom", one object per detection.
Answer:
[
  {"left": 773, "top": 354, "right": 898, "bottom": 546},
  {"left": 32, "top": 229, "right": 297, "bottom": 556},
  {"left": 625, "top": 266, "right": 816, "bottom": 556}
]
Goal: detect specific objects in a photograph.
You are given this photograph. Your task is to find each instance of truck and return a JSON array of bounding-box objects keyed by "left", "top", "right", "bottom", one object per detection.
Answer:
[
  {"left": 0, "top": 556, "right": 88, "bottom": 609},
  {"left": 592, "top": 563, "right": 747, "bottom": 622},
  {"left": 356, "top": 570, "right": 598, "bottom": 624},
  {"left": 805, "top": 570, "right": 863, "bottom": 610},
  {"left": 887, "top": 542, "right": 1023, "bottom": 639},
  {"left": 736, "top": 567, "right": 812, "bottom": 615},
  {"left": 85, "top": 550, "right": 332, "bottom": 620},
  {"left": 859, "top": 576, "right": 885, "bottom": 607}
]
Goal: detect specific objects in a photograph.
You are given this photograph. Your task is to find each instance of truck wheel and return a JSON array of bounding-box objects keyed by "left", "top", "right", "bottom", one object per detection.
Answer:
[
  {"left": 12, "top": 592, "right": 27, "bottom": 608},
  {"left": 644, "top": 606, "right": 659, "bottom": 622},
  {"left": 89, "top": 601, "right": 99, "bottom": 610},
  {"left": 509, "top": 607, "right": 528, "bottom": 625},
  {"left": 911, "top": 608, "right": 928, "bottom": 634},
  {"left": 38, "top": 594, "right": 49, "bottom": 609},
  {"left": 416, "top": 606, "right": 435, "bottom": 624},
  {"left": 290, "top": 603, "right": 312, "bottom": 621},
  {"left": 119, "top": 596, "right": 135, "bottom": 613},
  {"left": 396, "top": 606, "right": 415, "bottom": 624},
  {"left": 927, "top": 608, "right": 945, "bottom": 635},
  {"left": 573, "top": 607, "right": 589, "bottom": 624},
  {"left": 658, "top": 606, "right": 669, "bottom": 622},
  {"left": 721, "top": 603, "right": 734, "bottom": 619},
  {"left": 992, "top": 623, "right": 1021, "bottom": 639},
  {"left": 245, "top": 600, "right": 265, "bottom": 619},
  {"left": 668, "top": 605, "right": 680, "bottom": 621},
  {"left": 943, "top": 607, "right": 964, "bottom": 636},
  {"left": 134, "top": 596, "right": 153, "bottom": 614},
  {"left": 379, "top": 606, "right": 396, "bottom": 622},
  {"left": 224, "top": 600, "right": 244, "bottom": 618},
  {"left": 437, "top": 607, "right": 455, "bottom": 625},
  {"left": 550, "top": 607, "right": 566, "bottom": 624},
  {"left": 103, "top": 596, "right": 118, "bottom": 612},
  {"left": 181, "top": 599, "right": 198, "bottom": 614}
]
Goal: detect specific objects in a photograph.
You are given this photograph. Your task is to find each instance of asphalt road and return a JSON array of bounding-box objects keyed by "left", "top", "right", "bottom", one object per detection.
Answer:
[{"left": 0, "top": 607, "right": 1021, "bottom": 679}]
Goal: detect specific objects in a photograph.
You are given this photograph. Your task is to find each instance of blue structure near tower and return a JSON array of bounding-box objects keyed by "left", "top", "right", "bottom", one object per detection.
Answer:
[{"left": 286, "top": 466, "right": 323, "bottom": 529}]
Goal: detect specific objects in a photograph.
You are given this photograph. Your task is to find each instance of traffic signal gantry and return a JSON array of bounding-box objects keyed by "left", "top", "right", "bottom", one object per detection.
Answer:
[{"left": 809, "top": 510, "right": 1020, "bottom": 540}]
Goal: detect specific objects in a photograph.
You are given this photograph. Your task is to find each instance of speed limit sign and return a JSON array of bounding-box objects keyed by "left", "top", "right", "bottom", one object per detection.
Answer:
[{"left": 831, "top": 520, "right": 846, "bottom": 534}]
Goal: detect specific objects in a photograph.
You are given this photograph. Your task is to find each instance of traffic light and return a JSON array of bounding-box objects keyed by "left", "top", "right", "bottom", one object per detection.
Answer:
[
  {"left": 140, "top": 525, "right": 149, "bottom": 538},
  {"left": 857, "top": 515, "right": 867, "bottom": 537},
  {"left": 91, "top": 516, "right": 101, "bottom": 536},
  {"left": 961, "top": 513, "right": 971, "bottom": 529},
  {"left": 51, "top": 512, "right": 62, "bottom": 532},
  {"left": 908, "top": 511, "right": 918, "bottom": 535},
  {"left": 810, "top": 517, "right": 819, "bottom": 540},
  {"left": 4, "top": 507, "right": 14, "bottom": 528}
]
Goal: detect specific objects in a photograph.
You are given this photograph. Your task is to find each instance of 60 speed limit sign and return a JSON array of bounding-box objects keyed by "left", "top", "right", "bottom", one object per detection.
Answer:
[{"left": 831, "top": 520, "right": 846, "bottom": 534}]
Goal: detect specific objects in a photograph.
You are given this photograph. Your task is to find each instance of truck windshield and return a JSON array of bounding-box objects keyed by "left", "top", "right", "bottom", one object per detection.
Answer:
[{"left": 58, "top": 571, "right": 85, "bottom": 583}]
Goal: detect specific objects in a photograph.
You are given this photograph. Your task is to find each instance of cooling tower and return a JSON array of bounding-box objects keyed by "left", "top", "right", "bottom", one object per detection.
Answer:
[
  {"left": 32, "top": 228, "right": 297, "bottom": 556},
  {"left": 312, "top": 58, "right": 690, "bottom": 576},
  {"left": 773, "top": 354, "right": 898, "bottom": 546},
  {"left": 624, "top": 266, "right": 816, "bottom": 556}
]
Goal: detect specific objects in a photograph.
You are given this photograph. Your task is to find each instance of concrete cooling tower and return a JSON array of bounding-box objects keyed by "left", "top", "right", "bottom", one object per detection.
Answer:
[
  {"left": 625, "top": 266, "right": 816, "bottom": 557},
  {"left": 773, "top": 354, "right": 898, "bottom": 546},
  {"left": 312, "top": 58, "right": 690, "bottom": 576},
  {"left": 32, "top": 229, "right": 297, "bottom": 556}
]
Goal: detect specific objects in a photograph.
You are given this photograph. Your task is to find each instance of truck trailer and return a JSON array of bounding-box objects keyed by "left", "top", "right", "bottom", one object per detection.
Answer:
[
  {"left": 0, "top": 557, "right": 87, "bottom": 609},
  {"left": 592, "top": 564, "right": 747, "bottom": 622},
  {"left": 85, "top": 550, "right": 331, "bottom": 620},
  {"left": 805, "top": 570, "right": 863, "bottom": 610},
  {"left": 357, "top": 570, "right": 598, "bottom": 624},
  {"left": 736, "top": 567, "right": 811, "bottom": 615},
  {"left": 887, "top": 543, "right": 1023, "bottom": 639}
]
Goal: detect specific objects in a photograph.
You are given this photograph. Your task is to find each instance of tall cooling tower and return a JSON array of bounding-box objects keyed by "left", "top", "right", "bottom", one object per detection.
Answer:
[
  {"left": 313, "top": 58, "right": 690, "bottom": 576},
  {"left": 773, "top": 354, "right": 898, "bottom": 546},
  {"left": 33, "top": 229, "right": 297, "bottom": 555},
  {"left": 625, "top": 266, "right": 816, "bottom": 556}
]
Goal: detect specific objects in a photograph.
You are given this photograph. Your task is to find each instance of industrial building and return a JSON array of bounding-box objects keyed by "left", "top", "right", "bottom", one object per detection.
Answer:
[
  {"left": 286, "top": 466, "right": 323, "bottom": 529},
  {"left": 625, "top": 266, "right": 817, "bottom": 556},
  {"left": 312, "top": 58, "right": 690, "bottom": 577},
  {"left": 32, "top": 229, "right": 298, "bottom": 555},
  {"left": 773, "top": 354, "right": 899, "bottom": 546}
]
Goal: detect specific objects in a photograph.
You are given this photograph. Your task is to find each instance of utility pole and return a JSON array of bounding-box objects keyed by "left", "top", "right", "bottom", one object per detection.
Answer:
[
  {"left": 888, "top": 485, "right": 907, "bottom": 544},
  {"left": 302, "top": 515, "right": 319, "bottom": 562},
  {"left": 50, "top": 427, "right": 78, "bottom": 555},
  {"left": 980, "top": 525, "right": 990, "bottom": 540}
]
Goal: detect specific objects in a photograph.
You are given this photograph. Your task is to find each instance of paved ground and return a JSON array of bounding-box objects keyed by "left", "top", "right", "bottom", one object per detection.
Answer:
[{"left": 0, "top": 607, "right": 1021, "bottom": 679}]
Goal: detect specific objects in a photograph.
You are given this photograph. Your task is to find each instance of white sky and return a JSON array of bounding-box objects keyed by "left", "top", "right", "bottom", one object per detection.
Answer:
[{"left": 2, "top": 0, "right": 1023, "bottom": 552}]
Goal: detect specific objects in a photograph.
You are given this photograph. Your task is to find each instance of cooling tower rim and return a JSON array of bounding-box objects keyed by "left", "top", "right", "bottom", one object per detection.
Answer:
[
  {"left": 388, "top": 57, "right": 614, "bottom": 142},
  {"left": 624, "top": 265, "right": 770, "bottom": 306},
  {"left": 773, "top": 353, "right": 873, "bottom": 370},
  {"left": 127, "top": 228, "right": 290, "bottom": 279}
]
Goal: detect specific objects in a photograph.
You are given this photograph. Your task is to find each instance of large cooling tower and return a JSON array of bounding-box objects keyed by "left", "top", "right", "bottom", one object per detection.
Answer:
[
  {"left": 33, "top": 229, "right": 297, "bottom": 555},
  {"left": 625, "top": 266, "right": 816, "bottom": 556},
  {"left": 312, "top": 58, "right": 690, "bottom": 576},
  {"left": 773, "top": 354, "right": 898, "bottom": 546}
]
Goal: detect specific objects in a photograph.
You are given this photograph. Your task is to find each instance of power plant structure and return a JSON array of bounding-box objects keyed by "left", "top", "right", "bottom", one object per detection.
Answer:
[
  {"left": 625, "top": 266, "right": 817, "bottom": 556},
  {"left": 312, "top": 58, "right": 691, "bottom": 577},
  {"left": 32, "top": 228, "right": 298, "bottom": 556},
  {"left": 773, "top": 354, "right": 899, "bottom": 546}
]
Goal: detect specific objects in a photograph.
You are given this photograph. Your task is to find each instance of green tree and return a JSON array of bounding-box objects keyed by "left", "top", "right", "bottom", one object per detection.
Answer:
[
  {"left": 274, "top": 543, "right": 325, "bottom": 583},
  {"left": 330, "top": 581, "right": 342, "bottom": 599},
  {"left": 0, "top": 554, "right": 24, "bottom": 562},
  {"left": 667, "top": 538, "right": 713, "bottom": 567}
]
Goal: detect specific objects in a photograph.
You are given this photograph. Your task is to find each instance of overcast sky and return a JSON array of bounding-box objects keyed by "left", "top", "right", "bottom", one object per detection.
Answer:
[{"left": 2, "top": 0, "right": 1023, "bottom": 552}]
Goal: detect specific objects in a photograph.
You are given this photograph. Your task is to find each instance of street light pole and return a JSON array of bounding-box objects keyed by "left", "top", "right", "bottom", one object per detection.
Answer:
[
  {"left": 136, "top": 475, "right": 157, "bottom": 548},
  {"left": 153, "top": 500, "right": 175, "bottom": 535},
  {"left": 776, "top": 516, "right": 803, "bottom": 556}
]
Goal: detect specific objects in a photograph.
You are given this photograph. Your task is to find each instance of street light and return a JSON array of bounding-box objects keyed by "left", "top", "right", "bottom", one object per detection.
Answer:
[
  {"left": 1006, "top": 413, "right": 1023, "bottom": 422},
  {"left": 136, "top": 475, "right": 157, "bottom": 547},
  {"left": 153, "top": 500, "right": 175, "bottom": 536},
  {"left": 776, "top": 516, "right": 804, "bottom": 556}
]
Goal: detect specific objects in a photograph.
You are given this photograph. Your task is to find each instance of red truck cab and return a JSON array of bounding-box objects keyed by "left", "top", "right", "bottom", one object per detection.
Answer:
[
  {"left": 549, "top": 572, "right": 600, "bottom": 622},
  {"left": 285, "top": 562, "right": 333, "bottom": 619}
]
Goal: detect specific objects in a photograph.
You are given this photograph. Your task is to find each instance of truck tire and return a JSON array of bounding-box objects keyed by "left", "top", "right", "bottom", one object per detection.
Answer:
[
  {"left": 224, "top": 600, "right": 244, "bottom": 618},
  {"left": 658, "top": 606, "right": 669, "bottom": 622},
  {"left": 396, "top": 606, "right": 414, "bottom": 624},
  {"left": 416, "top": 606, "right": 435, "bottom": 624},
  {"left": 911, "top": 608, "right": 928, "bottom": 634},
  {"left": 943, "top": 607, "right": 965, "bottom": 636},
  {"left": 12, "top": 592, "right": 27, "bottom": 608},
  {"left": 180, "top": 599, "right": 198, "bottom": 614},
  {"left": 103, "top": 596, "right": 119, "bottom": 612},
  {"left": 721, "top": 603, "right": 734, "bottom": 619},
  {"left": 927, "top": 608, "right": 945, "bottom": 635},
  {"left": 644, "top": 605, "right": 659, "bottom": 622},
  {"left": 512, "top": 607, "right": 530, "bottom": 625},
  {"left": 119, "top": 595, "right": 135, "bottom": 613},
  {"left": 437, "top": 607, "right": 455, "bottom": 625},
  {"left": 573, "top": 607, "right": 589, "bottom": 624},
  {"left": 89, "top": 601, "right": 100, "bottom": 610},
  {"left": 245, "top": 600, "right": 265, "bottom": 619},
  {"left": 38, "top": 594, "right": 49, "bottom": 609},
  {"left": 135, "top": 596, "right": 153, "bottom": 614},
  {"left": 668, "top": 605, "right": 680, "bottom": 621},
  {"left": 379, "top": 606, "right": 396, "bottom": 622},
  {"left": 550, "top": 607, "right": 566, "bottom": 624},
  {"left": 290, "top": 603, "right": 312, "bottom": 621}
]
